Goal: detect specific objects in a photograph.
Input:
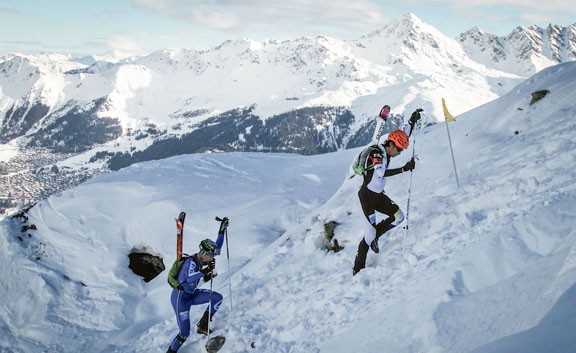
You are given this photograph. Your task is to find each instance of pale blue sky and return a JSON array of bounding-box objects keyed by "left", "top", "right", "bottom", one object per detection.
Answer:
[{"left": 0, "top": 0, "right": 574, "bottom": 57}]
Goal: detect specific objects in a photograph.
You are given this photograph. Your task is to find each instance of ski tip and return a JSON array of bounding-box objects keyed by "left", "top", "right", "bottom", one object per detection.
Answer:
[{"left": 205, "top": 335, "right": 226, "bottom": 353}]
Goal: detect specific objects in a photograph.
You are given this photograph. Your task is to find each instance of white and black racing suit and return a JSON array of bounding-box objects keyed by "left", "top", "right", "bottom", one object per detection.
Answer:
[{"left": 353, "top": 145, "right": 406, "bottom": 273}]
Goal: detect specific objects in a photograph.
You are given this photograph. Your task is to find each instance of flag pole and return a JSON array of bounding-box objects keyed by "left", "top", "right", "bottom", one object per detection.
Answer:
[{"left": 442, "top": 98, "right": 460, "bottom": 190}]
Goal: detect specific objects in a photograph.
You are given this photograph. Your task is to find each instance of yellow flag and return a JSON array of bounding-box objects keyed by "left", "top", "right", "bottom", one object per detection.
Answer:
[{"left": 442, "top": 98, "right": 456, "bottom": 122}]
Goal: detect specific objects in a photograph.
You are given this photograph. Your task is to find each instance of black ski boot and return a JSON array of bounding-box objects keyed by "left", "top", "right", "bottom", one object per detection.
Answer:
[
  {"left": 372, "top": 222, "right": 394, "bottom": 253},
  {"left": 353, "top": 240, "right": 369, "bottom": 275},
  {"left": 370, "top": 238, "right": 380, "bottom": 253},
  {"left": 196, "top": 311, "right": 214, "bottom": 335}
]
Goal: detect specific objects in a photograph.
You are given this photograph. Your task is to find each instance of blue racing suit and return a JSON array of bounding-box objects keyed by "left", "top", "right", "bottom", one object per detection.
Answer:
[{"left": 167, "top": 232, "right": 224, "bottom": 352}]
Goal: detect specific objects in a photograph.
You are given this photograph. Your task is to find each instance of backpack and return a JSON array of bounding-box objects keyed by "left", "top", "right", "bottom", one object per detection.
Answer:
[
  {"left": 167, "top": 255, "right": 190, "bottom": 288},
  {"left": 351, "top": 145, "right": 380, "bottom": 176}
]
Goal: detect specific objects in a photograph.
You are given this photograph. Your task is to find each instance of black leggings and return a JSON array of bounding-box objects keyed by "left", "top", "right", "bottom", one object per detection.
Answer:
[
  {"left": 358, "top": 187, "right": 402, "bottom": 239},
  {"left": 354, "top": 187, "right": 404, "bottom": 272}
]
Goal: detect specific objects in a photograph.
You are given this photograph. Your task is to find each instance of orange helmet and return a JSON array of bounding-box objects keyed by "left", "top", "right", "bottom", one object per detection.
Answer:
[{"left": 388, "top": 130, "right": 409, "bottom": 150}]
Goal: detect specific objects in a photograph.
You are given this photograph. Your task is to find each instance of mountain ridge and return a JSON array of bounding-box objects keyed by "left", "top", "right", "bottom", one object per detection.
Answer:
[{"left": 0, "top": 14, "right": 575, "bottom": 211}]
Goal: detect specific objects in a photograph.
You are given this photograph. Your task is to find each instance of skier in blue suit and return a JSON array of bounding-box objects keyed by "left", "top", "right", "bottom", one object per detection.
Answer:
[{"left": 166, "top": 218, "right": 228, "bottom": 353}]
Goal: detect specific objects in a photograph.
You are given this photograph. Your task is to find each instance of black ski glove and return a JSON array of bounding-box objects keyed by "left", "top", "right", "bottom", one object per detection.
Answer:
[
  {"left": 207, "top": 259, "right": 216, "bottom": 270},
  {"left": 402, "top": 158, "right": 416, "bottom": 172},
  {"left": 409, "top": 108, "right": 423, "bottom": 126},
  {"left": 201, "top": 267, "right": 218, "bottom": 281},
  {"left": 218, "top": 217, "right": 229, "bottom": 233}
]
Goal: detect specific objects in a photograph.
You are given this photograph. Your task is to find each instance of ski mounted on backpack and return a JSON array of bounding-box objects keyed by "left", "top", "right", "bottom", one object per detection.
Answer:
[
  {"left": 176, "top": 211, "right": 186, "bottom": 260},
  {"left": 372, "top": 104, "right": 390, "bottom": 144},
  {"left": 350, "top": 104, "right": 390, "bottom": 178},
  {"left": 167, "top": 211, "right": 188, "bottom": 289}
]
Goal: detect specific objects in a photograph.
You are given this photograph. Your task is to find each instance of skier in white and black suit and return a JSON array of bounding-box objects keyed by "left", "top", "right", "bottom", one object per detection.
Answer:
[{"left": 352, "top": 108, "right": 422, "bottom": 277}]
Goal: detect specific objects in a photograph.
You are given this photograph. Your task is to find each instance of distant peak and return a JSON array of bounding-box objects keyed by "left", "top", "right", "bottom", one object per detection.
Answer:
[
  {"left": 361, "top": 13, "right": 423, "bottom": 39},
  {"left": 457, "top": 26, "right": 496, "bottom": 42},
  {"left": 465, "top": 26, "right": 484, "bottom": 34},
  {"left": 401, "top": 13, "right": 423, "bottom": 25}
]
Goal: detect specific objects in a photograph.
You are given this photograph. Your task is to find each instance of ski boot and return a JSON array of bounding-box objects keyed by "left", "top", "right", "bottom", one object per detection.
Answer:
[
  {"left": 370, "top": 238, "right": 379, "bottom": 253},
  {"left": 196, "top": 311, "right": 214, "bottom": 335},
  {"left": 353, "top": 240, "right": 369, "bottom": 275}
]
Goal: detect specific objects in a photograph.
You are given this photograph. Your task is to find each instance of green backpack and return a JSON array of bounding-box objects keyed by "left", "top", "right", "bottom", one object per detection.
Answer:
[
  {"left": 167, "top": 255, "right": 190, "bottom": 288},
  {"left": 351, "top": 145, "right": 380, "bottom": 176}
]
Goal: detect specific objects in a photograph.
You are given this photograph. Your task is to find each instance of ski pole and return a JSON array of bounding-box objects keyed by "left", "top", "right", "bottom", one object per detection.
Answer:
[
  {"left": 402, "top": 138, "right": 416, "bottom": 257},
  {"left": 403, "top": 133, "right": 416, "bottom": 262},
  {"left": 215, "top": 217, "right": 233, "bottom": 311},
  {"left": 207, "top": 276, "right": 213, "bottom": 340},
  {"left": 403, "top": 109, "right": 422, "bottom": 262},
  {"left": 224, "top": 228, "right": 233, "bottom": 311}
]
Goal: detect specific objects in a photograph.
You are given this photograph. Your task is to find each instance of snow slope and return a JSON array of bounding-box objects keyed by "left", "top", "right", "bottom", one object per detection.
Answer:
[
  {"left": 1, "top": 62, "right": 576, "bottom": 353},
  {"left": 0, "top": 142, "right": 17, "bottom": 162}
]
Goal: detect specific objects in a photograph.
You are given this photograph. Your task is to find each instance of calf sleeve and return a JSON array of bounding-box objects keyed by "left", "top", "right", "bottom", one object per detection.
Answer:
[
  {"left": 375, "top": 207, "right": 405, "bottom": 238},
  {"left": 168, "top": 334, "right": 187, "bottom": 352}
]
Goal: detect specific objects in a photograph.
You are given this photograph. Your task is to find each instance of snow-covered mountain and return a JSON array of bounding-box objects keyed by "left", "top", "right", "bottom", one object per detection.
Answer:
[
  {"left": 1, "top": 60, "right": 575, "bottom": 352},
  {"left": 2, "top": 15, "right": 573, "bottom": 157},
  {"left": 0, "top": 14, "right": 575, "bottom": 212},
  {"left": 458, "top": 23, "right": 576, "bottom": 76}
]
